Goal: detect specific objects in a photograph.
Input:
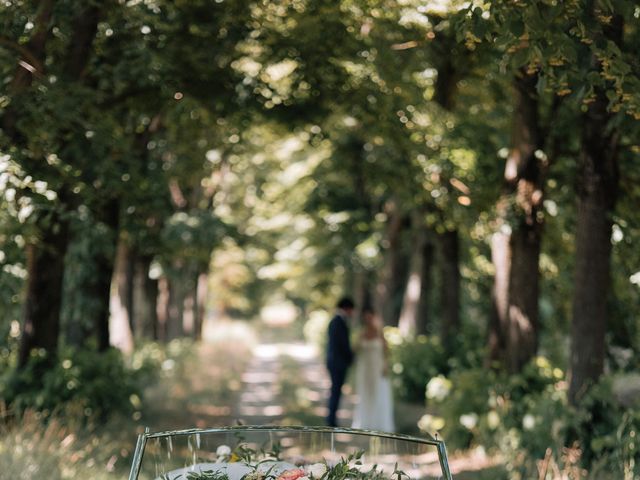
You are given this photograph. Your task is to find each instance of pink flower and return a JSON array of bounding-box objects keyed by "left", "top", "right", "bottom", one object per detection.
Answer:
[{"left": 277, "top": 469, "right": 307, "bottom": 480}]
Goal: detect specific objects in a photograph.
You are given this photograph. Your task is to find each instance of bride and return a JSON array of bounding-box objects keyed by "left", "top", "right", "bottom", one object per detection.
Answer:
[{"left": 351, "top": 307, "right": 395, "bottom": 432}]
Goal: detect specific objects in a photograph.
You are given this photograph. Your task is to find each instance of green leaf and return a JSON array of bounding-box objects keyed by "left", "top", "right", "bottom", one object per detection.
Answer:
[
  {"left": 508, "top": 19, "right": 525, "bottom": 38},
  {"left": 535, "top": 74, "right": 547, "bottom": 96}
]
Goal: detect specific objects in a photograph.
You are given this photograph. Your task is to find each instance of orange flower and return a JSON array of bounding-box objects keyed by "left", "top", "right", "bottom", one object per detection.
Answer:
[{"left": 277, "top": 469, "right": 307, "bottom": 480}]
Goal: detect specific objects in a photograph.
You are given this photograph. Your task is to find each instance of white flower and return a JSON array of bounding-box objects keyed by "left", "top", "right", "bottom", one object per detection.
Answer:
[
  {"left": 487, "top": 411, "right": 500, "bottom": 430},
  {"left": 459, "top": 413, "right": 478, "bottom": 430},
  {"left": 305, "top": 463, "right": 327, "bottom": 479},
  {"left": 522, "top": 414, "right": 536, "bottom": 431},
  {"left": 216, "top": 445, "right": 232, "bottom": 457},
  {"left": 425, "top": 376, "right": 452, "bottom": 402},
  {"left": 418, "top": 414, "right": 445, "bottom": 432},
  {"left": 244, "top": 472, "right": 265, "bottom": 480}
]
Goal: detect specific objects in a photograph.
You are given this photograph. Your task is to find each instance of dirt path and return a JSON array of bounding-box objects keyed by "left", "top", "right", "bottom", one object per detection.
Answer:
[
  {"left": 231, "top": 336, "right": 501, "bottom": 478},
  {"left": 141, "top": 327, "right": 502, "bottom": 478},
  {"left": 235, "top": 341, "right": 356, "bottom": 426}
]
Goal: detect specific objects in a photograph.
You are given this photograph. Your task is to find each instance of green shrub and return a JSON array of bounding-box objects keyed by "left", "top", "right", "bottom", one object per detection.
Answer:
[
  {"left": 386, "top": 329, "right": 449, "bottom": 402},
  {"left": 419, "top": 356, "right": 640, "bottom": 478},
  {"left": 1, "top": 347, "right": 152, "bottom": 420},
  {"left": 386, "top": 327, "right": 483, "bottom": 403},
  {"left": 569, "top": 378, "right": 640, "bottom": 478},
  {"left": 423, "top": 367, "right": 499, "bottom": 449}
]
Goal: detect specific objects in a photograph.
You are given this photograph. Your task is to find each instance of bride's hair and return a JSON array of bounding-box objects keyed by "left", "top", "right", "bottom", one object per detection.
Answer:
[{"left": 361, "top": 306, "right": 383, "bottom": 331}]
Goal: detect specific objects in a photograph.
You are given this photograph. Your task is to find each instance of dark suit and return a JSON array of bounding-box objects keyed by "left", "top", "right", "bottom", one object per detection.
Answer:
[{"left": 326, "top": 312, "right": 353, "bottom": 427}]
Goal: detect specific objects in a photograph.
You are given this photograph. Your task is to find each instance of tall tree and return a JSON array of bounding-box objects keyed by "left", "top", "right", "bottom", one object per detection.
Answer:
[
  {"left": 398, "top": 210, "right": 432, "bottom": 335},
  {"left": 463, "top": 1, "right": 640, "bottom": 385},
  {"left": 489, "top": 71, "right": 545, "bottom": 372},
  {"left": 1, "top": 1, "right": 106, "bottom": 365},
  {"left": 568, "top": 13, "right": 624, "bottom": 404}
]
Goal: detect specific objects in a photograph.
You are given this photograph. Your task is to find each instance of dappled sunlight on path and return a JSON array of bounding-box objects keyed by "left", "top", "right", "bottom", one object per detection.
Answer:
[
  {"left": 138, "top": 325, "right": 501, "bottom": 478},
  {"left": 233, "top": 337, "right": 502, "bottom": 477},
  {"left": 236, "top": 341, "right": 355, "bottom": 426},
  {"left": 142, "top": 339, "right": 250, "bottom": 432}
]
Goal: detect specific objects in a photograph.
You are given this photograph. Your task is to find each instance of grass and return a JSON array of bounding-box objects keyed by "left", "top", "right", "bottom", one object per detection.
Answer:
[
  {"left": 0, "top": 407, "right": 135, "bottom": 480},
  {"left": 0, "top": 321, "right": 255, "bottom": 480}
]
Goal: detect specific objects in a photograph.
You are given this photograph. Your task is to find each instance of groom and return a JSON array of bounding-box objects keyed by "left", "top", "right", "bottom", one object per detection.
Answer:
[{"left": 326, "top": 297, "right": 355, "bottom": 427}]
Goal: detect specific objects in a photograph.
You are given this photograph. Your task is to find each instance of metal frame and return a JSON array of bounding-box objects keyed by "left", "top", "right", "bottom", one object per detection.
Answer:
[{"left": 128, "top": 426, "right": 453, "bottom": 480}]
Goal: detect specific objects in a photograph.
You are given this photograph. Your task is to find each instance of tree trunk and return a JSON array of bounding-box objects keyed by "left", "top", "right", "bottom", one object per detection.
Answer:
[
  {"left": 194, "top": 270, "right": 208, "bottom": 341},
  {"left": 109, "top": 235, "right": 134, "bottom": 354},
  {"left": 8, "top": 0, "right": 61, "bottom": 366},
  {"left": 157, "top": 276, "right": 170, "bottom": 342},
  {"left": 182, "top": 274, "right": 197, "bottom": 338},
  {"left": 417, "top": 238, "right": 434, "bottom": 336},
  {"left": 353, "top": 268, "right": 373, "bottom": 318},
  {"left": 488, "top": 71, "right": 544, "bottom": 372},
  {"left": 18, "top": 215, "right": 69, "bottom": 367},
  {"left": 92, "top": 201, "right": 120, "bottom": 351},
  {"left": 439, "top": 229, "right": 460, "bottom": 349},
  {"left": 568, "top": 16, "right": 622, "bottom": 403},
  {"left": 488, "top": 227, "right": 510, "bottom": 366},
  {"left": 166, "top": 275, "right": 185, "bottom": 341},
  {"left": 507, "top": 217, "right": 542, "bottom": 372},
  {"left": 133, "top": 254, "right": 158, "bottom": 340},
  {"left": 398, "top": 214, "right": 431, "bottom": 336},
  {"left": 16, "top": 2, "right": 104, "bottom": 366},
  {"left": 375, "top": 200, "right": 408, "bottom": 326},
  {"left": 568, "top": 166, "right": 616, "bottom": 403},
  {"left": 165, "top": 260, "right": 199, "bottom": 340}
]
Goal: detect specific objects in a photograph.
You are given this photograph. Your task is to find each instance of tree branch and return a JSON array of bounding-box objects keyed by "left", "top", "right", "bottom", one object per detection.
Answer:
[{"left": 0, "top": 36, "right": 45, "bottom": 77}]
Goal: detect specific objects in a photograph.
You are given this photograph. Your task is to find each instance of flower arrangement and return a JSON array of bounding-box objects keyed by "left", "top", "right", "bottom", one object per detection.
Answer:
[{"left": 159, "top": 442, "right": 409, "bottom": 480}]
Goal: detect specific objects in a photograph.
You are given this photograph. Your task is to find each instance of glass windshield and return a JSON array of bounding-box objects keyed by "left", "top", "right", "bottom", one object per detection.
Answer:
[{"left": 129, "top": 426, "right": 452, "bottom": 480}]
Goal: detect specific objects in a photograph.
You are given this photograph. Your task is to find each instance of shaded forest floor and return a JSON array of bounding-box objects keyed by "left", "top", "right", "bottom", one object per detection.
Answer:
[{"left": 139, "top": 321, "right": 504, "bottom": 479}]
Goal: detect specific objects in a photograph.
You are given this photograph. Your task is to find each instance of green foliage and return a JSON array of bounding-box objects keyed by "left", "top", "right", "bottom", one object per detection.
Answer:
[
  {"left": 422, "top": 368, "right": 498, "bottom": 449},
  {"left": 386, "top": 331, "right": 449, "bottom": 403},
  {"left": 186, "top": 471, "right": 229, "bottom": 480},
  {"left": 61, "top": 210, "right": 118, "bottom": 344},
  {"left": 455, "top": 1, "right": 640, "bottom": 118},
  {"left": 0, "top": 2, "right": 639, "bottom": 477},
  {"left": 1, "top": 347, "right": 150, "bottom": 420},
  {"left": 421, "top": 357, "right": 640, "bottom": 478},
  {"left": 161, "top": 211, "right": 228, "bottom": 263},
  {"left": 567, "top": 378, "right": 640, "bottom": 478},
  {"left": 386, "top": 327, "right": 483, "bottom": 403}
]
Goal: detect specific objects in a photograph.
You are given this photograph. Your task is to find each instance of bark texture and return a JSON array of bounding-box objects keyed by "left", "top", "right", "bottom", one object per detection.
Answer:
[
  {"left": 568, "top": 16, "right": 622, "bottom": 404},
  {"left": 375, "top": 200, "right": 409, "bottom": 326},
  {"left": 488, "top": 71, "right": 544, "bottom": 372},
  {"left": 439, "top": 229, "right": 460, "bottom": 349},
  {"left": 398, "top": 213, "right": 433, "bottom": 336},
  {"left": 18, "top": 218, "right": 69, "bottom": 366}
]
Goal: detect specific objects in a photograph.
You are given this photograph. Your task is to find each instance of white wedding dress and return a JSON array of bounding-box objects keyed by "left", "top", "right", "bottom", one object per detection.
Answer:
[{"left": 351, "top": 337, "right": 395, "bottom": 432}]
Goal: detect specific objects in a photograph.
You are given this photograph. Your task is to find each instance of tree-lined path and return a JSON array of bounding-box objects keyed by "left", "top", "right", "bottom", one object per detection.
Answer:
[
  {"left": 140, "top": 323, "right": 356, "bottom": 431},
  {"left": 2, "top": 1, "right": 639, "bottom": 478},
  {"left": 142, "top": 323, "right": 499, "bottom": 479}
]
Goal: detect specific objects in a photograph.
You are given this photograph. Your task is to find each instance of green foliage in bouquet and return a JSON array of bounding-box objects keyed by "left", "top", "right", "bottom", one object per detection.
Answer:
[
  {"left": 184, "top": 471, "right": 229, "bottom": 480},
  {"left": 164, "top": 444, "right": 412, "bottom": 480}
]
